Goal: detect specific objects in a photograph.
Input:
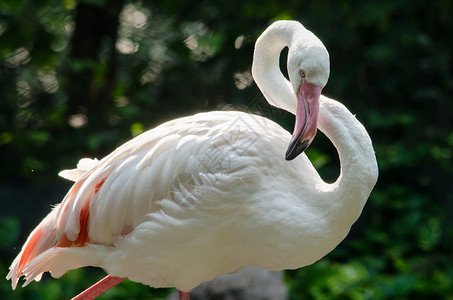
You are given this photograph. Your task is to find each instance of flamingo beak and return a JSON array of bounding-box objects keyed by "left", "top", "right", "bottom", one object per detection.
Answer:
[{"left": 285, "top": 80, "right": 322, "bottom": 160}]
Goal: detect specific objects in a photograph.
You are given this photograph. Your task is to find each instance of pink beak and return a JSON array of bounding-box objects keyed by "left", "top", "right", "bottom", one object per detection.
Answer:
[{"left": 285, "top": 80, "right": 322, "bottom": 160}]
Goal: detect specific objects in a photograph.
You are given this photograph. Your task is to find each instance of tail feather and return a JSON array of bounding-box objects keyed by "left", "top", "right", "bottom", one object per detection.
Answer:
[
  {"left": 9, "top": 244, "right": 104, "bottom": 289},
  {"left": 6, "top": 253, "right": 21, "bottom": 289},
  {"left": 7, "top": 178, "right": 87, "bottom": 289},
  {"left": 7, "top": 158, "right": 111, "bottom": 290},
  {"left": 21, "top": 249, "right": 59, "bottom": 287},
  {"left": 7, "top": 210, "right": 58, "bottom": 289}
]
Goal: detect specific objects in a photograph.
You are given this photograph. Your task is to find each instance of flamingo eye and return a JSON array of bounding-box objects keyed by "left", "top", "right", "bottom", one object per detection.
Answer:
[{"left": 300, "top": 70, "right": 306, "bottom": 78}]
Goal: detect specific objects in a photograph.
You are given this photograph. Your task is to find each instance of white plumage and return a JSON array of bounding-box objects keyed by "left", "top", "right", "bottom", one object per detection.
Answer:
[{"left": 7, "top": 20, "right": 378, "bottom": 296}]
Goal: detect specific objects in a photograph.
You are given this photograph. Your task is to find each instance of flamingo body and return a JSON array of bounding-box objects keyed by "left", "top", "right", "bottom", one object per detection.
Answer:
[{"left": 8, "top": 20, "right": 378, "bottom": 295}]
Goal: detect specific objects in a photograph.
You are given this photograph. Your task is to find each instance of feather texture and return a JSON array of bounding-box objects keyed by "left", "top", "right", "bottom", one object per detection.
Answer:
[{"left": 7, "top": 20, "right": 377, "bottom": 293}]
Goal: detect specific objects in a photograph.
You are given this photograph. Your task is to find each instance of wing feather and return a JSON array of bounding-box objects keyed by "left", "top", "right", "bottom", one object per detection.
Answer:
[
  {"left": 8, "top": 111, "right": 286, "bottom": 288},
  {"left": 58, "top": 158, "right": 100, "bottom": 182}
]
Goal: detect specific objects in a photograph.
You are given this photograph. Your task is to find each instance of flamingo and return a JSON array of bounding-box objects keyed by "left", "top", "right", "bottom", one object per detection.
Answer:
[{"left": 7, "top": 20, "right": 378, "bottom": 299}]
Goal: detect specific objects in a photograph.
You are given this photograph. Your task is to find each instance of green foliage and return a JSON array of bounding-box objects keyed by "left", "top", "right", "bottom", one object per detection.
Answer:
[{"left": 1, "top": 0, "right": 452, "bottom": 299}]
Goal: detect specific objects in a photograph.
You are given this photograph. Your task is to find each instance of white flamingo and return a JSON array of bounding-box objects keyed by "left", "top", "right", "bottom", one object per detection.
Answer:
[{"left": 7, "top": 20, "right": 378, "bottom": 300}]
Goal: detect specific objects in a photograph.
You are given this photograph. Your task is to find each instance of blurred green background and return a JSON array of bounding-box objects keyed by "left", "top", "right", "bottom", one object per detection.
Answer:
[{"left": 1, "top": 0, "right": 452, "bottom": 299}]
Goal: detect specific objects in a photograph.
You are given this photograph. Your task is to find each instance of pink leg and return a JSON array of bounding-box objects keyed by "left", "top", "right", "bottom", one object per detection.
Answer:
[
  {"left": 71, "top": 275, "right": 126, "bottom": 300},
  {"left": 179, "top": 291, "right": 190, "bottom": 300}
]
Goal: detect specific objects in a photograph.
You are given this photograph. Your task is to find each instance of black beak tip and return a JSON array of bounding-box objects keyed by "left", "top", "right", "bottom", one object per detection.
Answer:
[{"left": 285, "top": 139, "right": 310, "bottom": 161}]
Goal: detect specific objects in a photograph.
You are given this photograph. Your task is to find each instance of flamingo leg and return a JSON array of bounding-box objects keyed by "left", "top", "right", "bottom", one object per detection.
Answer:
[
  {"left": 179, "top": 291, "right": 190, "bottom": 300},
  {"left": 71, "top": 275, "right": 126, "bottom": 300}
]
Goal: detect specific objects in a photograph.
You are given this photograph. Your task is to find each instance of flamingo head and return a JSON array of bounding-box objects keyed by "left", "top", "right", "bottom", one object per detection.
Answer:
[{"left": 285, "top": 41, "right": 329, "bottom": 160}]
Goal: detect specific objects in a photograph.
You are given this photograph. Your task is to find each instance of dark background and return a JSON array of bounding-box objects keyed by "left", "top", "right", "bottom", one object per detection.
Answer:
[{"left": 1, "top": 0, "right": 452, "bottom": 299}]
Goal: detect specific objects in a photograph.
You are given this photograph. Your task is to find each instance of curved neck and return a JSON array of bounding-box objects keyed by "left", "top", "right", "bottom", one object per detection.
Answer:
[
  {"left": 317, "top": 96, "right": 378, "bottom": 223},
  {"left": 252, "top": 22, "right": 301, "bottom": 114}
]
